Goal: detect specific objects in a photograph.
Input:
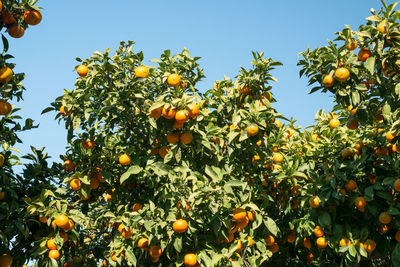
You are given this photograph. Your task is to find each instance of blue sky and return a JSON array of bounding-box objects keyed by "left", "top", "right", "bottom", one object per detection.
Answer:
[{"left": 8, "top": 0, "right": 391, "bottom": 161}]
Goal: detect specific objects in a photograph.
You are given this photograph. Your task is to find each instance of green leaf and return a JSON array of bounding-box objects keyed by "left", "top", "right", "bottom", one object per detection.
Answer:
[
  {"left": 365, "top": 56, "right": 376, "bottom": 75},
  {"left": 392, "top": 243, "right": 400, "bottom": 266},
  {"left": 318, "top": 212, "right": 331, "bottom": 228},
  {"left": 120, "top": 165, "right": 143, "bottom": 184},
  {"left": 264, "top": 217, "right": 278, "bottom": 236},
  {"left": 173, "top": 236, "right": 182, "bottom": 252}
]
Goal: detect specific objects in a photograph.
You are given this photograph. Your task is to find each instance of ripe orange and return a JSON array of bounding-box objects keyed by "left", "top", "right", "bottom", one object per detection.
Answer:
[
  {"left": 70, "top": 179, "right": 81, "bottom": 191},
  {"left": 0, "top": 253, "right": 12, "bottom": 267},
  {"left": 177, "top": 201, "right": 191, "bottom": 211},
  {"left": 269, "top": 243, "right": 279, "bottom": 253},
  {"left": 24, "top": 9, "right": 42, "bottom": 25},
  {"left": 233, "top": 208, "right": 247, "bottom": 221},
  {"left": 48, "top": 249, "right": 60, "bottom": 260},
  {"left": 0, "top": 99, "right": 11, "bottom": 115},
  {"left": 322, "top": 74, "right": 334, "bottom": 87},
  {"left": 348, "top": 105, "right": 358, "bottom": 115},
  {"left": 379, "top": 225, "right": 388, "bottom": 234},
  {"left": 309, "top": 196, "right": 320, "bottom": 208},
  {"left": 239, "top": 84, "right": 250, "bottom": 94},
  {"left": 63, "top": 160, "right": 75, "bottom": 172},
  {"left": 236, "top": 217, "right": 249, "bottom": 230},
  {"left": 55, "top": 214, "right": 69, "bottom": 229},
  {"left": 106, "top": 194, "right": 112, "bottom": 202},
  {"left": 82, "top": 140, "right": 95, "bottom": 149},
  {"left": 274, "top": 119, "right": 282, "bottom": 128},
  {"left": 354, "top": 196, "right": 366, "bottom": 212},
  {"left": 111, "top": 252, "right": 125, "bottom": 262},
  {"left": 395, "top": 231, "right": 400, "bottom": 242},
  {"left": 47, "top": 239, "right": 57, "bottom": 250},
  {"left": 132, "top": 203, "right": 143, "bottom": 212},
  {"left": 334, "top": 68, "right": 350, "bottom": 82},
  {"left": 386, "top": 132, "right": 396, "bottom": 142},
  {"left": 0, "top": 67, "right": 13, "bottom": 83},
  {"left": 173, "top": 219, "right": 188, "bottom": 233},
  {"left": 60, "top": 232, "right": 68, "bottom": 242},
  {"left": 272, "top": 152, "right": 283, "bottom": 163},
  {"left": 363, "top": 239, "right": 376, "bottom": 252},
  {"left": 167, "top": 73, "right": 181, "bottom": 87},
  {"left": 162, "top": 106, "right": 176, "bottom": 119},
  {"left": 149, "top": 106, "right": 162, "bottom": 119},
  {"left": 149, "top": 246, "right": 162, "bottom": 257},
  {"left": 247, "top": 211, "right": 256, "bottom": 221},
  {"left": 287, "top": 231, "right": 296, "bottom": 243},
  {"left": 305, "top": 252, "right": 314, "bottom": 263},
  {"left": 1, "top": 10, "right": 15, "bottom": 25},
  {"left": 358, "top": 48, "right": 371, "bottom": 62},
  {"left": 7, "top": 25, "right": 24, "bottom": 38},
  {"left": 167, "top": 132, "right": 180, "bottom": 144},
  {"left": 59, "top": 105, "right": 71, "bottom": 116},
  {"left": 379, "top": 212, "right": 392, "bottom": 224},
  {"left": 77, "top": 65, "right": 88, "bottom": 77},
  {"left": 39, "top": 216, "right": 47, "bottom": 223},
  {"left": 347, "top": 38, "right": 358, "bottom": 50},
  {"left": 187, "top": 103, "right": 200, "bottom": 118},
  {"left": 246, "top": 124, "right": 259, "bottom": 136},
  {"left": 345, "top": 180, "right": 357, "bottom": 191},
  {"left": 118, "top": 224, "right": 133, "bottom": 239},
  {"left": 64, "top": 219, "right": 74, "bottom": 231},
  {"left": 119, "top": 154, "right": 131, "bottom": 165},
  {"left": 347, "top": 119, "right": 359, "bottom": 130},
  {"left": 303, "top": 237, "right": 311, "bottom": 249},
  {"left": 184, "top": 253, "right": 197, "bottom": 267},
  {"left": 173, "top": 121, "right": 184, "bottom": 129},
  {"left": 158, "top": 146, "right": 169, "bottom": 158},
  {"left": 180, "top": 131, "right": 193, "bottom": 145},
  {"left": 137, "top": 237, "right": 149, "bottom": 249},
  {"left": 135, "top": 66, "right": 149, "bottom": 78},
  {"left": 339, "top": 238, "right": 351, "bottom": 247},
  {"left": 316, "top": 237, "right": 328, "bottom": 248},
  {"left": 394, "top": 179, "right": 400, "bottom": 192},
  {"left": 377, "top": 22, "right": 387, "bottom": 33},
  {"left": 265, "top": 235, "right": 275, "bottom": 246},
  {"left": 329, "top": 118, "right": 340, "bottom": 128},
  {"left": 175, "top": 110, "right": 189, "bottom": 122},
  {"left": 90, "top": 177, "right": 100, "bottom": 189},
  {"left": 313, "top": 226, "right": 324, "bottom": 237}
]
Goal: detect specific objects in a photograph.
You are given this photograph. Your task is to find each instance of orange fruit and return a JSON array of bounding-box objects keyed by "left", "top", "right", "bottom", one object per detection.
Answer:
[
  {"left": 345, "top": 180, "right": 357, "bottom": 191},
  {"left": 322, "top": 74, "right": 334, "bottom": 87},
  {"left": 149, "top": 106, "right": 162, "bottom": 119},
  {"left": 24, "top": 9, "right": 42, "bottom": 25},
  {"left": 70, "top": 179, "right": 81, "bottom": 191},
  {"left": 82, "top": 140, "right": 95, "bottom": 149},
  {"left": 39, "top": 216, "right": 47, "bottom": 223},
  {"left": 132, "top": 203, "right": 143, "bottom": 212},
  {"left": 303, "top": 237, "right": 311, "bottom": 249},
  {"left": 363, "top": 239, "right": 376, "bottom": 252},
  {"left": 269, "top": 243, "right": 279, "bottom": 253},
  {"left": 239, "top": 84, "right": 250, "bottom": 94},
  {"left": 247, "top": 211, "right": 256, "bottom": 221},
  {"left": 173, "top": 219, "right": 188, "bottom": 233},
  {"left": 184, "top": 253, "right": 197, "bottom": 267},
  {"left": 135, "top": 66, "right": 149, "bottom": 78},
  {"left": 162, "top": 106, "right": 176, "bottom": 119},
  {"left": 106, "top": 194, "right": 112, "bottom": 202},
  {"left": 329, "top": 118, "right": 340, "bottom": 128},
  {"left": 137, "top": 237, "right": 149, "bottom": 249},
  {"left": 0, "top": 253, "right": 12, "bottom": 267},
  {"left": 394, "top": 179, "right": 400, "bottom": 192},
  {"left": 55, "top": 215, "right": 69, "bottom": 229},
  {"left": 90, "top": 177, "right": 100, "bottom": 189},
  {"left": 167, "top": 132, "right": 180, "bottom": 144},
  {"left": 287, "top": 231, "right": 296, "bottom": 243},
  {"left": 63, "top": 160, "right": 75, "bottom": 172},
  {"left": 354, "top": 196, "right": 366, "bottom": 212},
  {"left": 51, "top": 220, "right": 56, "bottom": 229},
  {"left": 246, "top": 124, "right": 259, "bottom": 136},
  {"left": 395, "top": 231, "right": 400, "bottom": 242},
  {"left": 274, "top": 119, "right": 282, "bottom": 128},
  {"left": 335, "top": 68, "right": 350, "bottom": 82},
  {"left": 175, "top": 110, "right": 188, "bottom": 122},
  {"left": 173, "top": 121, "right": 184, "bottom": 129},
  {"left": 63, "top": 219, "right": 74, "bottom": 231},
  {"left": 377, "top": 22, "right": 387, "bottom": 33},
  {"left": 59, "top": 105, "right": 71, "bottom": 116},
  {"left": 272, "top": 153, "right": 283, "bottom": 163},
  {"left": 60, "top": 232, "right": 68, "bottom": 242},
  {"left": 265, "top": 235, "right": 275, "bottom": 246},
  {"left": 347, "top": 119, "right": 359, "bottom": 130},
  {"left": 309, "top": 196, "right": 320, "bottom": 208},
  {"left": 111, "top": 252, "right": 125, "bottom": 262},
  {"left": 358, "top": 48, "right": 371, "bottom": 62},
  {"left": 316, "top": 237, "right": 328, "bottom": 248},
  {"left": 0, "top": 99, "right": 11, "bottom": 115},
  {"left": 233, "top": 208, "right": 247, "bottom": 221},
  {"left": 1, "top": 10, "right": 15, "bottom": 24},
  {"left": 150, "top": 256, "right": 159, "bottom": 263},
  {"left": 313, "top": 226, "right": 324, "bottom": 237},
  {"left": 379, "top": 225, "right": 388, "bottom": 234},
  {"left": 158, "top": 146, "right": 169, "bottom": 158},
  {"left": 305, "top": 252, "right": 314, "bottom": 263},
  {"left": 47, "top": 239, "right": 57, "bottom": 250},
  {"left": 386, "top": 132, "right": 396, "bottom": 142},
  {"left": 0, "top": 67, "right": 13, "bottom": 83},
  {"left": 48, "top": 250, "right": 60, "bottom": 260},
  {"left": 180, "top": 131, "right": 193, "bottom": 145},
  {"left": 77, "top": 65, "right": 88, "bottom": 77},
  {"left": 177, "top": 201, "right": 191, "bottom": 211},
  {"left": 236, "top": 217, "right": 249, "bottom": 230},
  {"left": 7, "top": 25, "right": 24, "bottom": 38},
  {"left": 339, "top": 238, "right": 351, "bottom": 247},
  {"left": 119, "top": 154, "right": 131, "bottom": 165},
  {"left": 167, "top": 74, "right": 181, "bottom": 87},
  {"left": 347, "top": 38, "right": 358, "bottom": 50},
  {"left": 187, "top": 103, "right": 200, "bottom": 118},
  {"left": 348, "top": 105, "right": 358, "bottom": 115},
  {"left": 149, "top": 246, "right": 162, "bottom": 257},
  {"left": 379, "top": 212, "right": 392, "bottom": 224},
  {"left": 118, "top": 224, "right": 133, "bottom": 239}
]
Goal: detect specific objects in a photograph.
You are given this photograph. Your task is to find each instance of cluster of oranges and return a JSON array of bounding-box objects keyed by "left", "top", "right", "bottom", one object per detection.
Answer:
[{"left": 0, "top": 1, "right": 42, "bottom": 39}]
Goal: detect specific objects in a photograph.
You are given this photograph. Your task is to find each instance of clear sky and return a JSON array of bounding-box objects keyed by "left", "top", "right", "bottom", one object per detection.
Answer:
[{"left": 8, "top": 0, "right": 392, "bottom": 162}]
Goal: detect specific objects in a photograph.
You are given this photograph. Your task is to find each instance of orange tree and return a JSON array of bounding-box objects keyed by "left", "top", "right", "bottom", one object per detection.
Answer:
[
  {"left": 26, "top": 0, "right": 400, "bottom": 266},
  {"left": 0, "top": 1, "right": 60, "bottom": 267}
]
